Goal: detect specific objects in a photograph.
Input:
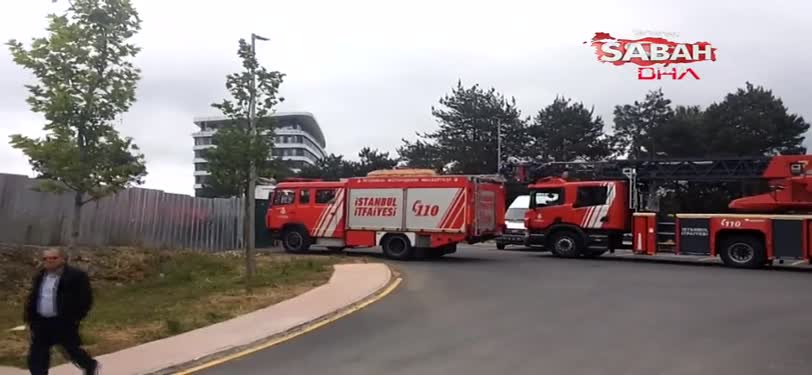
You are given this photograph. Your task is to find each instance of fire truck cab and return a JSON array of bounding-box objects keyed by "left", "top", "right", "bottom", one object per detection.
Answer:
[
  {"left": 266, "top": 170, "right": 507, "bottom": 260},
  {"left": 525, "top": 177, "right": 628, "bottom": 258}
]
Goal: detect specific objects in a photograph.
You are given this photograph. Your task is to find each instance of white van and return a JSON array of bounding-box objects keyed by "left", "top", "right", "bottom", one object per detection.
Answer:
[{"left": 496, "top": 195, "right": 530, "bottom": 250}]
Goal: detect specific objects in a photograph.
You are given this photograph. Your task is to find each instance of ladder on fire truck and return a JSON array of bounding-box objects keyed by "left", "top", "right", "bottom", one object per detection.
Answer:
[{"left": 506, "top": 157, "right": 775, "bottom": 251}]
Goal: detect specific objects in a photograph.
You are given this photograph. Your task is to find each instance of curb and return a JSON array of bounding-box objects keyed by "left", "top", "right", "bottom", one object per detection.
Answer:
[{"left": 149, "top": 265, "right": 401, "bottom": 375}]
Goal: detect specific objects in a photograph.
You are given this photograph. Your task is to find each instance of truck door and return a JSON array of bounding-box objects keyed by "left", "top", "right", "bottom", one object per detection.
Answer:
[
  {"left": 268, "top": 188, "right": 296, "bottom": 230},
  {"left": 573, "top": 183, "right": 611, "bottom": 229},
  {"left": 527, "top": 187, "right": 567, "bottom": 231},
  {"left": 312, "top": 187, "right": 346, "bottom": 239}
]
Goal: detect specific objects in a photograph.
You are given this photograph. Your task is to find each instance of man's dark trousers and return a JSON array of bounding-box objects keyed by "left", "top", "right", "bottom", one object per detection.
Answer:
[{"left": 27, "top": 316, "right": 96, "bottom": 374}]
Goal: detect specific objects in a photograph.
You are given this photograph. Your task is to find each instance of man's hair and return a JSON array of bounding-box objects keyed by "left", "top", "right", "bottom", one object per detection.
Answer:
[{"left": 43, "top": 247, "right": 68, "bottom": 261}]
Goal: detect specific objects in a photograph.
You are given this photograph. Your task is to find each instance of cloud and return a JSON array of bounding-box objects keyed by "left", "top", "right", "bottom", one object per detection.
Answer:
[{"left": 1, "top": 0, "right": 810, "bottom": 196}]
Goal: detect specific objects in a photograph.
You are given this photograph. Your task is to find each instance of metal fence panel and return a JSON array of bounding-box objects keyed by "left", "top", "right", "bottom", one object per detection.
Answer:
[{"left": 0, "top": 174, "right": 245, "bottom": 251}]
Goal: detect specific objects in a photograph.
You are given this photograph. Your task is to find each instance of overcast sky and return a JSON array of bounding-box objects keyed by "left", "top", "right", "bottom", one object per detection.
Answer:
[{"left": 1, "top": 0, "right": 810, "bottom": 196}]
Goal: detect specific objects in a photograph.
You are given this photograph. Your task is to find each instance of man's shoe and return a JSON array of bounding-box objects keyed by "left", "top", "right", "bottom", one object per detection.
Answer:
[{"left": 85, "top": 361, "right": 100, "bottom": 375}]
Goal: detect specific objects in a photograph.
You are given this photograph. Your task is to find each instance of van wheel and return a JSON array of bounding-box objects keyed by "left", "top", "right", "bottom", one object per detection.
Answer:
[
  {"left": 282, "top": 227, "right": 311, "bottom": 253},
  {"left": 718, "top": 234, "right": 766, "bottom": 269},
  {"left": 381, "top": 234, "right": 413, "bottom": 260},
  {"left": 548, "top": 230, "right": 584, "bottom": 258}
]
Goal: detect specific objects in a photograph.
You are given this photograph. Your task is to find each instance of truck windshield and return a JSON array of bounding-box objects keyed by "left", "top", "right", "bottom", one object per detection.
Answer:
[{"left": 506, "top": 208, "right": 527, "bottom": 221}]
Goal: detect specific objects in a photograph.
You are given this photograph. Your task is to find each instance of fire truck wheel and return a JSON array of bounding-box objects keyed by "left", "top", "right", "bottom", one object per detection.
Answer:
[
  {"left": 381, "top": 234, "right": 414, "bottom": 260},
  {"left": 547, "top": 230, "right": 584, "bottom": 258},
  {"left": 282, "top": 227, "right": 311, "bottom": 253},
  {"left": 718, "top": 235, "right": 766, "bottom": 269}
]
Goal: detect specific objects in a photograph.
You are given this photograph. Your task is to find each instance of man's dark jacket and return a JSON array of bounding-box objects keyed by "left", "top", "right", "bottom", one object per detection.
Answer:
[{"left": 24, "top": 265, "right": 94, "bottom": 324}]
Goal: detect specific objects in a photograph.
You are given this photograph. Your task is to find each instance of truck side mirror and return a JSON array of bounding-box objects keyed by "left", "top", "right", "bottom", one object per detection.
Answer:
[{"left": 790, "top": 162, "right": 804, "bottom": 176}]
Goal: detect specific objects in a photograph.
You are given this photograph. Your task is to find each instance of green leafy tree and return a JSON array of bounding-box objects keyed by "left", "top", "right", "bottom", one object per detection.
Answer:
[
  {"left": 610, "top": 88, "right": 674, "bottom": 159},
  {"left": 702, "top": 82, "right": 809, "bottom": 156},
  {"left": 401, "top": 81, "right": 531, "bottom": 174},
  {"left": 528, "top": 96, "right": 612, "bottom": 162},
  {"left": 206, "top": 37, "right": 285, "bottom": 279},
  {"left": 6, "top": 0, "right": 147, "bottom": 248}
]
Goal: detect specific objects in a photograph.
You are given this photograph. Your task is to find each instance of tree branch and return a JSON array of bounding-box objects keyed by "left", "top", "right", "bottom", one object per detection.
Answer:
[{"left": 80, "top": 195, "right": 100, "bottom": 206}]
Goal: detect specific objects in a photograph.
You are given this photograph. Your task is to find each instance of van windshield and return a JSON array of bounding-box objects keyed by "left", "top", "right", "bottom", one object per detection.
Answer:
[{"left": 505, "top": 208, "right": 527, "bottom": 221}]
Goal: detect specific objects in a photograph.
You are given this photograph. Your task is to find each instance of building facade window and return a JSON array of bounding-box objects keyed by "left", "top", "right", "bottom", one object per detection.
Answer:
[{"left": 194, "top": 114, "right": 326, "bottom": 195}]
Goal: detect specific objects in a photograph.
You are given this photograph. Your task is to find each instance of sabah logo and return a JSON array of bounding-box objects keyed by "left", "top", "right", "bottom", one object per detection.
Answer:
[{"left": 586, "top": 32, "right": 718, "bottom": 80}]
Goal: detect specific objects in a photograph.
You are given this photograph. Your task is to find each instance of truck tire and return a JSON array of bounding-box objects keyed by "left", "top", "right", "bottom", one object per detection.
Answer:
[
  {"left": 547, "top": 230, "right": 584, "bottom": 258},
  {"left": 381, "top": 234, "right": 414, "bottom": 260},
  {"left": 496, "top": 243, "right": 506, "bottom": 250},
  {"left": 718, "top": 234, "right": 766, "bottom": 269},
  {"left": 282, "top": 227, "right": 311, "bottom": 253}
]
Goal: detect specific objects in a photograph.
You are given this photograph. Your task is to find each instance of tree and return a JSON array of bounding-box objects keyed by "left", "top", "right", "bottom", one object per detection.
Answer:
[
  {"left": 7, "top": 0, "right": 147, "bottom": 248},
  {"left": 206, "top": 37, "right": 285, "bottom": 279},
  {"left": 401, "top": 81, "right": 532, "bottom": 175},
  {"left": 396, "top": 137, "right": 446, "bottom": 172},
  {"left": 647, "top": 105, "right": 707, "bottom": 158},
  {"left": 297, "top": 153, "right": 358, "bottom": 180},
  {"left": 702, "top": 82, "right": 809, "bottom": 156},
  {"left": 356, "top": 147, "right": 398, "bottom": 176},
  {"left": 201, "top": 145, "right": 289, "bottom": 198},
  {"left": 610, "top": 88, "right": 674, "bottom": 159},
  {"left": 528, "top": 96, "right": 612, "bottom": 162}
]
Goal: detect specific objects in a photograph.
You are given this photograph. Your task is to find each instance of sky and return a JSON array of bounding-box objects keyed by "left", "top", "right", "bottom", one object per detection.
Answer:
[{"left": 1, "top": 0, "right": 810, "bottom": 196}]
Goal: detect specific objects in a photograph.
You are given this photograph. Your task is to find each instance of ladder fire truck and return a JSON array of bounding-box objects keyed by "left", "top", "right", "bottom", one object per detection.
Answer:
[{"left": 505, "top": 155, "right": 812, "bottom": 268}]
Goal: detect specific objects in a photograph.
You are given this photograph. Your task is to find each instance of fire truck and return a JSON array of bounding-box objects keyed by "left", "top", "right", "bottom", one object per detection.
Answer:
[
  {"left": 265, "top": 169, "right": 506, "bottom": 260},
  {"left": 507, "top": 155, "right": 812, "bottom": 269}
]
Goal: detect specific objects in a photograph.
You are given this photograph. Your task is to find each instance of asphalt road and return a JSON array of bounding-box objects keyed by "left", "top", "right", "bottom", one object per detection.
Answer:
[{"left": 199, "top": 245, "right": 812, "bottom": 375}]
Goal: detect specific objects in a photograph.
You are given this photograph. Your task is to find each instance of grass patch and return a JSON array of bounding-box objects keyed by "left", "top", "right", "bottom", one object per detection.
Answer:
[{"left": 0, "top": 245, "right": 360, "bottom": 369}]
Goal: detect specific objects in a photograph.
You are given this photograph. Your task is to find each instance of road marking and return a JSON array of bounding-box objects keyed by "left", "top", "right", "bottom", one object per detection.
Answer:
[{"left": 172, "top": 277, "right": 403, "bottom": 375}]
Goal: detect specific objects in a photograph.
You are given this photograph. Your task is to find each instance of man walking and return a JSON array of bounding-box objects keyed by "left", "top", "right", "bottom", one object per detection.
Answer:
[{"left": 24, "top": 248, "right": 99, "bottom": 375}]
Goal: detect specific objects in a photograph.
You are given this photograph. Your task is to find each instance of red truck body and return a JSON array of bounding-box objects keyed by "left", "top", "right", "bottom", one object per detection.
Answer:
[
  {"left": 520, "top": 155, "right": 812, "bottom": 268},
  {"left": 266, "top": 171, "right": 506, "bottom": 260}
]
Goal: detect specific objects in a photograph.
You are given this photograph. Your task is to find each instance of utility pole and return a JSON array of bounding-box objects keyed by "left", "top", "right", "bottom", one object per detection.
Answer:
[
  {"left": 246, "top": 32, "right": 268, "bottom": 279},
  {"left": 497, "top": 120, "right": 502, "bottom": 174}
]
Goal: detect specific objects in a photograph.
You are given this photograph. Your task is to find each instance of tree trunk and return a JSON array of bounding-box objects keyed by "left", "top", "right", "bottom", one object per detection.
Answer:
[
  {"left": 69, "top": 191, "right": 83, "bottom": 251},
  {"left": 243, "top": 185, "right": 256, "bottom": 281}
]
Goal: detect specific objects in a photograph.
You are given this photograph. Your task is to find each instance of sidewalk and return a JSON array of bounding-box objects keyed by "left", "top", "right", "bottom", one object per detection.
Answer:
[{"left": 0, "top": 262, "right": 393, "bottom": 375}]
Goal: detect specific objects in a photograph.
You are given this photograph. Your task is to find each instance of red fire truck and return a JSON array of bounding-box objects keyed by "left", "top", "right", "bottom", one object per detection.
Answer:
[
  {"left": 265, "top": 169, "right": 506, "bottom": 260},
  {"left": 509, "top": 155, "right": 812, "bottom": 268}
]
